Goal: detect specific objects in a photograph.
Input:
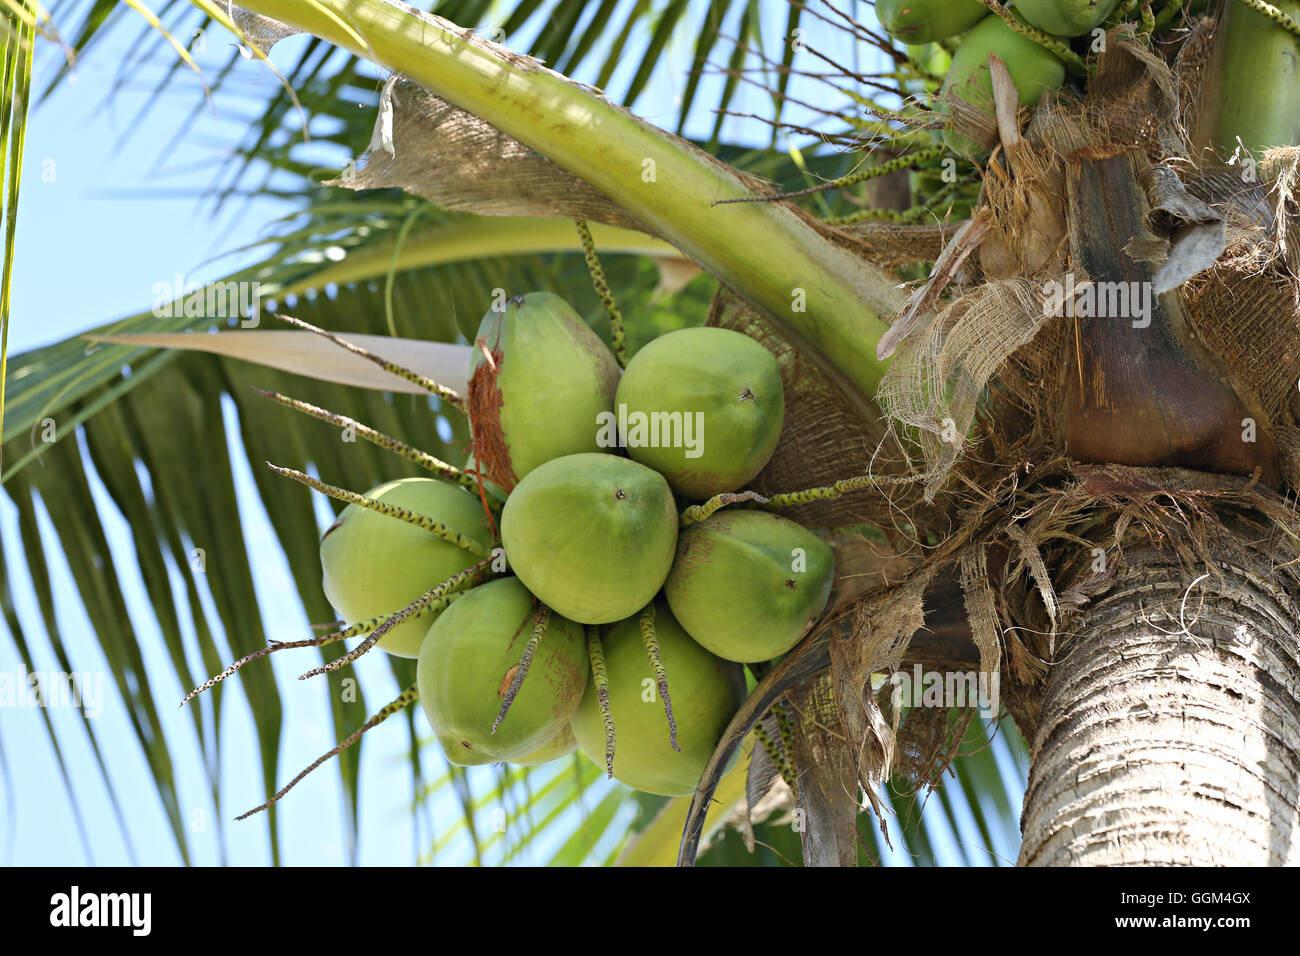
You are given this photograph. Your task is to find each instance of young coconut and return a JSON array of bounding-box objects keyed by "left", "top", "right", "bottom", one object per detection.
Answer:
[
  {"left": 509, "top": 725, "right": 579, "bottom": 766},
  {"left": 500, "top": 453, "right": 678, "bottom": 624},
  {"left": 938, "top": 15, "right": 1066, "bottom": 159},
  {"left": 417, "top": 577, "right": 588, "bottom": 765},
  {"left": 612, "top": 327, "right": 784, "bottom": 500},
  {"left": 1012, "top": 0, "right": 1120, "bottom": 37},
  {"left": 468, "top": 291, "right": 621, "bottom": 492},
  {"left": 876, "top": 0, "right": 988, "bottom": 44},
  {"left": 569, "top": 602, "right": 746, "bottom": 796},
  {"left": 665, "top": 510, "right": 834, "bottom": 663},
  {"left": 320, "top": 477, "right": 495, "bottom": 658}
]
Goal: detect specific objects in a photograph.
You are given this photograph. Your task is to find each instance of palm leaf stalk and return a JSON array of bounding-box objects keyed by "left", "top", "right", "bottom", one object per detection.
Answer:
[{"left": 231, "top": 0, "right": 904, "bottom": 415}]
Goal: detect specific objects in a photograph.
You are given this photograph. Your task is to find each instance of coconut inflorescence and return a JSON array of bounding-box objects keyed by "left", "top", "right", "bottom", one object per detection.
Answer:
[
  {"left": 218, "top": 284, "right": 845, "bottom": 819},
  {"left": 323, "top": 302, "right": 834, "bottom": 793}
]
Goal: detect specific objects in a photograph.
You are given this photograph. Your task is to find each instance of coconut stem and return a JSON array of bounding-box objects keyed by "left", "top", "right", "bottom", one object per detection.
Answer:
[
  {"left": 273, "top": 312, "right": 465, "bottom": 410},
  {"left": 1110, "top": 0, "right": 1140, "bottom": 24},
  {"left": 492, "top": 605, "right": 550, "bottom": 733},
  {"left": 765, "top": 473, "right": 921, "bottom": 507},
  {"left": 297, "top": 560, "right": 492, "bottom": 679},
  {"left": 267, "top": 463, "right": 492, "bottom": 557},
  {"left": 573, "top": 219, "right": 628, "bottom": 367},
  {"left": 586, "top": 624, "right": 616, "bottom": 778},
  {"left": 235, "top": 683, "right": 419, "bottom": 820},
  {"left": 638, "top": 603, "right": 680, "bottom": 753},
  {"left": 462, "top": 460, "right": 502, "bottom": 538},
  {"left": 679, "top": 491, "right": 770, "bottom": 526},
  {"left": 1152, "top": 0, "right": 1186, "bottom": 31},
  {"left": 1140, "top": 0, "right": 1156, "bottom": 33},
  {"left": 824, "top": 179, "right": 968, "bottom": 225},
  {"left": 180, "top": 595, "right": 463, "bottom": 706},
  {"left": 681, "top": 475, "right": 920, "bottom": 525},
  {"left": 713, "top": 145, "right": 946, "bottom": 206},
  {"left": 823, "top": 206, "right": 917, "bottom": 225},
  {"left": 249, "top": 386, "right": 481, "bottom": 494}
]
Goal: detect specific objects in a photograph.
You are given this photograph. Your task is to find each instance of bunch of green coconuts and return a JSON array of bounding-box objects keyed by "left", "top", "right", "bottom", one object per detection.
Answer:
[
  {"left": 318, "top": 292, "right": 836, "bottom": 797},
  {"left": 879, "top": 0, "right": 1153, "bottom": 155}
]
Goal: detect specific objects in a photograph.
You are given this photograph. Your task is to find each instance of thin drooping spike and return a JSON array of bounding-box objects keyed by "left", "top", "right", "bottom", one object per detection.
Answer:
[
  {"left": 712, "top": 145, "right": 945, "bottom": 205},
  {"left": 182, "top": 628, "right": 349, "bottom": 707},
  {"left": 573, "top": 220, "right": 627, "bottom": 367},
  {"left": 680, "top": 475, "right": 922, "bottom": 524},
  {"left": 492, "top": 605, "right": 550, "bottom": 733},
  {"left": 680, "top": 491, "right": 769, "bottom": 526},
  {"left": 638, "top": 603, "right": 679, "bottom": 752},
  {"left": 235, "top": 683, "right": 419, "bottom": 820},
  {"left": 824, "top": 178, "right": 967, "bottom": 226},
  {"left": 752, "top": 720, "right": 797, "bottom": 792},
  {"left": 180, "top": 594, "right": 465, "bottom": 706},
  {"left": 586, "top": 625, "right": 616, "bottom": 778},
  {"left": 764, "top": 473, "right": 922, "bottom": 508},
  {"left": 824, "top": 206, "right": 917, "bottom": 225},
  {"left": 297, "top": 559, "right": 492, "bottom": 680},
  {"left": 249, "top": 386, "right": 481, "bottom": 494},
  {"left": 273, "top": 312, "right": 465, "bottom": 410},
  {"left": 266, "top": 462, "right": 491, "bottom": 557}
]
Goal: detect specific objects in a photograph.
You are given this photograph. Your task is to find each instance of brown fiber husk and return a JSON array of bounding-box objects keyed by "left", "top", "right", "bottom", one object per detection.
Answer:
[{"left": 767, "top": 25, "right": 1300, "bottom": 823}]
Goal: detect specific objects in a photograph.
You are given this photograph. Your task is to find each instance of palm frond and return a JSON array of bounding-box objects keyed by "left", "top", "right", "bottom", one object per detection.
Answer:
[
  {"left": 2, "top": 1, "right": 36, "bottom": 466},
  {"left": 0, "top": 207, "right": 672, "bottom": 481},
  {"left": 44, "top": 0, "right": 794, "bottom": 206}
]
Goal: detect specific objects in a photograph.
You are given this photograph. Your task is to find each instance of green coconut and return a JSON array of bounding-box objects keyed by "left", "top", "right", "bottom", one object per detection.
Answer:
[
  {"left": 877, "top": 0, "right": 989, "bottom": 44},
  {"left": 509, "top": 724, "right": 579, "bottom": 766},
  {"left": 501, "top": 453, "right": 678, "bottom": 624},
  {"left": 417, "top": 577, "right": 588, "bottom": 765},
  {"left": 939, "top": 15, "right": 1067, "bottom": 158},
  {"left": 569, "top": 602, "right": 747, "bottom": 796},
  {"left": 612, "top": 327, "right": 784, "bottom": 500},
  {"left": 468, "top": 291, "right": 621, "bottom": 492},
  {"left": 665, "top": 510, "right": 834, "bottom": 663},
  {"left": 320, "top": 477, "right": 494, "bottom": 658},
  {"left": 1013, "top": 0, "right": 1119, "bottom": 37}
]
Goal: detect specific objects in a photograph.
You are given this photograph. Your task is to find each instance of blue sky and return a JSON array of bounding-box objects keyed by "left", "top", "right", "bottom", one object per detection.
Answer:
[{"left": 0, "top": 0, "right": 1025, "bottom": 866}]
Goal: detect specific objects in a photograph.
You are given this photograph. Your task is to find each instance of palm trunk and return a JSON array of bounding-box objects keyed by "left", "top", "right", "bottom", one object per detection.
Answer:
[{"left": 1019, "top": 534, "right": 1300, "bottom": 865}]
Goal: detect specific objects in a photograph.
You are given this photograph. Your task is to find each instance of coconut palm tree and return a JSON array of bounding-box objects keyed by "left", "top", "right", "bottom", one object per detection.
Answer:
[{"left": 2, "top": 0, "right": 1294, "bottom": 865}]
